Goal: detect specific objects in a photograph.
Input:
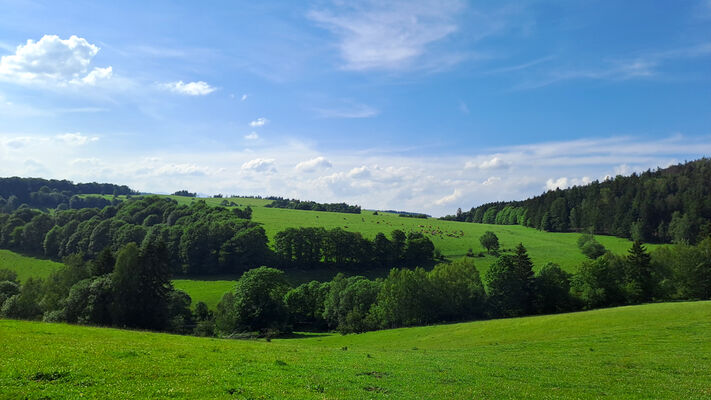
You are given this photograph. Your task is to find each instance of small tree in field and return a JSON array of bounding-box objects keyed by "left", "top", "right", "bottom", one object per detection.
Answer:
[{"left": 479, "top": 231, "right": 500, "bottom": 254}]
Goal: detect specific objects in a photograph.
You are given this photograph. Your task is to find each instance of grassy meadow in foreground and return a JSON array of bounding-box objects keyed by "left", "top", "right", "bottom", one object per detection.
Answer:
[{"left": 1, "top": 301, "right": 709, "bottom": 399}]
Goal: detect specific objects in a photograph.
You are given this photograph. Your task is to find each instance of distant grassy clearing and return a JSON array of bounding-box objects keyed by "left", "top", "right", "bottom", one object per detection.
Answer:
[
  {"left": 1, "top": 301, "right": 709, "bottom": 399},
  {"left": 172, "top": 279, "right": 235, "bottom": 309},
  {"left": 0, "top": 249, "right": 62, "bottom": 282}
]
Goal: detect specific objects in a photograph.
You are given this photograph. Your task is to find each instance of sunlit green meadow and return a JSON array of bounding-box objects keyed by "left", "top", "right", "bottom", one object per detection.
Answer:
[{"left": 1, "top": 301, "right": 709, "bottom": 399}]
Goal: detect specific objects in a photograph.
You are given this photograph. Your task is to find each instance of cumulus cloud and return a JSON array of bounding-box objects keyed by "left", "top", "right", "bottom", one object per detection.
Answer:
[
  {"left": 347, "top": 165, "right": 371, "bottom": 179},
  {"left": 295, "top": 156, "right": 333, "bottom": 172},
  {"left": 545, "top": 176, "right": 592, "bottom": 191},
  {"left": 466, "top": 156, "right": 510, "bottom": 169},
  {"left": 241, "top": 158, "right": 276, "bottom": 173},
  {"left": 0, "top": 35, "right": 112, "bottom": 86},
  {"left": 249, "top": 117, "right": 269, "bottom": 127},
  {"left": 241, "top": 94, "right": 248, "bottom": 101},
  {"left": 80, "top": 67, "right": 113, "bottom": 85},
  {"left": 1, "top": 133, "right": 709, "bottom": 217},
  {"left": 161, "top": 80, "right": 216, "bottom": 96},
  {"left": 244, "top": 132, "right": 259, "bottom": 140},
  {"left": 308, "top": 0, "right": 464, "bottom": 71}
]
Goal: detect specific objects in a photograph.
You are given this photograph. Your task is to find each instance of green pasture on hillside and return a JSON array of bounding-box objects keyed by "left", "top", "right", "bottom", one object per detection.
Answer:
[
  {"left": 1, "top": 301, "right": 709, "bottom": 399},
  {"left": 0, "top": 250, "right": 62, "bottom": 282},
  {"left": 88, "top": 194, "right": 658, "bottom": 267}
]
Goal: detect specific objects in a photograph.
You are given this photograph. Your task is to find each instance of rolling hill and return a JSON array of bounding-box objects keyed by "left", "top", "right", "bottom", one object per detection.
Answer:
[{"left": 2, "top": 194, "right": 658, "bottom": 309}]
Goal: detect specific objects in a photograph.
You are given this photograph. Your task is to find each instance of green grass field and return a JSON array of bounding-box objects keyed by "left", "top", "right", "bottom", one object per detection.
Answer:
[
  {"left": 1, "top": 301, "right": 709, "bottom": 399},
  {"left": 173, "top": 279, "right": 235, "bottom": 309},
  {"left": 0, "top": 249, "right": 62, "bottom": 282}
]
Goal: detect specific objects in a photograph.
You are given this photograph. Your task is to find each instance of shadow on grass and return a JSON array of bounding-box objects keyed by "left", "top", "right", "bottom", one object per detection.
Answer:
[{"left": 278, "top": 332, "right": 332, "bottom": 339}]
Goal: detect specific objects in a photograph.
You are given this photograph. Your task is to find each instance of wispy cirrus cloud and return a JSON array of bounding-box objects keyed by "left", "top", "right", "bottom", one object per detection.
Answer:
[
  {"left": 308, "top": 0, "right": 466, "bottom": 71},
  {"left": 514, "top": 43, "right": 711, "bottom": 90},
  {"left": 313, "top": 101, "right": 378, "bottom": 119},
  {"left": 160, "top": 80, "right": 216, "bottom": 96}
]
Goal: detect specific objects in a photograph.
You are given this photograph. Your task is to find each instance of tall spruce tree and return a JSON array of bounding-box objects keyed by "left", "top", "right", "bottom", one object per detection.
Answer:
[{"left": 624, "top": 241, "right": 654, "bottom": 303}]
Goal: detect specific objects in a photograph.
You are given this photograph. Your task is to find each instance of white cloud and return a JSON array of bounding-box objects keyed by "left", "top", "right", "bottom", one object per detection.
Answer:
[
  {"left": 161, "top": 80, "right": 216, "bottom": 96},
  {"left": 1, "top": 133, "right": 710, "bottom": 217},
  {"left": 545, "top": 177, "right": 568, "bottom": 191},
  {"left": 347, "top": 165, "right": 371, "bottom": 179},
  {"left": 308, "top": 0, "right": 465, "bottom": 71},
  {"left": 70, "top": 157, "right": 101, "bottom": 167},
  {"left": 244, "top": 132, "right": 259, "bottom": 140},
  {"left": 482, "top": 176, "right": 501, "bottom": 186},
  {"left": 249, "top": 117, "right": 269, "bottom": 127},
  {"left": 295, "top": 156, "right": 333, "bottom": 172},
  {"left": 434, "top": 189, "right": 461, "bottom": 205},
  {"left": 545, "top": 176, "right": 592, "bottom": 191},
  {"left": 153, "top": 163, "right": 211, "bottom": 176},
  {"left": 80, "top": 67, "right": 113, "bottom": 85},
  {"left": 56, "top": 132, "right": 99, "bottom": 146},
  {"left": 241, "top": 158, "right": 276, "bottom": 173},
  {"left": 466, "top": 156, "right": 510, "bottom": 169},
  {"left": 241, "top": 94, "right": 248, "bottom": 101},
  {"left": 0, "top": 35, "right": 113, "bottom": 87}
]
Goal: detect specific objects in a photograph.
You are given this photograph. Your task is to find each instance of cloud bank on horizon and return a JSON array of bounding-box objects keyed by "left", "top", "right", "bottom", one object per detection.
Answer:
[{"left": 0, "top": 1, "right": 709, "bottom": 216}]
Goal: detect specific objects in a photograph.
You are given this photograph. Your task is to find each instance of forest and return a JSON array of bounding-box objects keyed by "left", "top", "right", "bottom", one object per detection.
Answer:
[
  {"left": 265, "top": 197, "right": 361, "bottom": 214},
  {"left": 0, "top": 177, "right": 134, "bottom": 212},
  {"left": 443, "top": 158, "right": 711, "bottom": 244},
  {"left": 0, "top": 195, "right": 435, "bottom": 275}
]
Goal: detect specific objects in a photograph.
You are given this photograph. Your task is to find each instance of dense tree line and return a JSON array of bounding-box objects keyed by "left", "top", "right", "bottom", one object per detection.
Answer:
[
  {"left": 2, "top": 237, "right": 709, "bottom": 337},
  {"left": 0, "top": 177, "right": 134, "bottom": 212},
  {"left": 0, "top": 197, "right": 435, "bottom": 275},
  {"left": 172, "top": 190, "right": 197, "bottom": 197},
  {"left": 443, "top": 158, "right": 711, "bottom": 244},
  {"left": 0, "top": 196, "right": 266, "bottom": 276},
  {"left": 377, "top": 210, "right": 432, "bottom": 218},
  {"left": 398, "top": 213, "right": 428, "bottom": 219},
  {"left": 265, "top": 197, "right": 361, "bottom": 214},
  {"left": 274, "top": 228, "right": 435, "bottom": 270},
  {"left": 0, "top": 242, "right": 198, "bottom": 333},
  {"left": 211, "top": 238, "right": 711, "bottom": 336}
]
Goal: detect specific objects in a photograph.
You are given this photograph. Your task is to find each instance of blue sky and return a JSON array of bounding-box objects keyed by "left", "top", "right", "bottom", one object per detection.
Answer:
[{"left": 0, "top": 0, "right": 710, "bottom": 215}]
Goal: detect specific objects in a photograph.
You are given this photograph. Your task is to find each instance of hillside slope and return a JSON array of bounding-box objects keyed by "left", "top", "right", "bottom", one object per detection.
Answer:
[
  {"left": 449, "top": 158, "right": 711, "bottom": 244},
  {"left": 1, "top": 301, "right": 709, "bottom": 399}
]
